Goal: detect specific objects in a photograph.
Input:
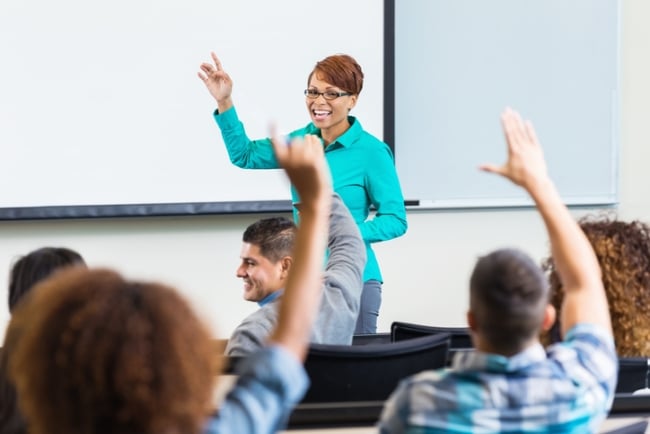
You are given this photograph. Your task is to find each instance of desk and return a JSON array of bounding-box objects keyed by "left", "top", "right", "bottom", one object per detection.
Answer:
[
  {"left": 280, "top": 419, "right": 650, "bottom": 433},
  {"left": 283, "top": 428, "right": 375, "bottom": 434},
  {"left": 600, "top": 417, "right": 649, "bottom": 433},
  {"left": 216, "top": 376, "right": 650, "bottom": 434}
]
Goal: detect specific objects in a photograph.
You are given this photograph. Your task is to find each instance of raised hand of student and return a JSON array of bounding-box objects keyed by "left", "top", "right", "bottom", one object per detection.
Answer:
[
  {"left": 197, "top": 52, "right": 234, "bottom": 112},
  {"left": 270, "top": 132, "right": 332, "bottom": 210},
  {"left": 479, "top": 107, "right": 549, "bottom": 191},
  {"left": 267, "top": 131, "right": 331, "bottom": 361}
]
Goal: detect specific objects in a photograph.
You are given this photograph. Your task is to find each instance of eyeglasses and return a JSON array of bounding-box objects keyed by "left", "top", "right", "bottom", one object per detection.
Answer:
[{"left": 304, "top": 89, "right": 351, "bottom": 100}]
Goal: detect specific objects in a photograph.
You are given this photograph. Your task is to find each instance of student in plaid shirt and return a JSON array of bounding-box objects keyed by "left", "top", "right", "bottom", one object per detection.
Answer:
[{"left": 379, "top": 108, "right": 618, "bottom": 434}]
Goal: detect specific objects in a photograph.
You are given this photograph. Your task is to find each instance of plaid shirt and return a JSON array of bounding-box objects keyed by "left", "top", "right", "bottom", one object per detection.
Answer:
[{"left": 379, "top": 324, "right": 617, "bottom": 434}]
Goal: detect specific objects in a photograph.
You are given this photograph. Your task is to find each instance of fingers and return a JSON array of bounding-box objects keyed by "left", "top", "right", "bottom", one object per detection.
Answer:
[
  {"left": 269, "top": 125, "right": 288, "bottom": 162},
  {"left": 198, "top": 51, "right": 224, "bottom": 80},
  {"left": 501, "top": 107, "right": 527, "bottom": 152},
  {"left": 197, "top": 63, "right": 212, "bottom": 82},
  {"left": 478, "top": 163, "right": 505, "bottom": 175},
  {"left": 524, "top": 120, "right": 540, "bottom": 147},
  {"left": 211, "top": 52, "right": 222, "bottom": 71},
  {"left": 270, "top": 133, "right": 324, "bottom": 169}
]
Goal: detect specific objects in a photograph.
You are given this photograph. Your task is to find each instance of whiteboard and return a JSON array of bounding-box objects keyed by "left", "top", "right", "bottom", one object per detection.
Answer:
[
  {"left": 390, "top": 0, "right": 620, "bottom": 208},
  {"left": 0, "top": 0, "right": 383, "bottom": 218}
]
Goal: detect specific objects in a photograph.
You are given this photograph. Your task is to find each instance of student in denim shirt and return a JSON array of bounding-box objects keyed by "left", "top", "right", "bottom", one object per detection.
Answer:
[{"left": 6, "top": 134, "right": 335, "bottom": 434}]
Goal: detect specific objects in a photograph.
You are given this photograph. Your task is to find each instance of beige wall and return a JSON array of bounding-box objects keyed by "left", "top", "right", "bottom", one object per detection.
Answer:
[{"left": 1, "top": 0, "right": 648, "bottom": 339}]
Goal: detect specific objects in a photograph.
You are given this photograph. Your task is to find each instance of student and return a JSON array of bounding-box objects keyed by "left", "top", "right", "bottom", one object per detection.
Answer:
[
  {"left": 227, "top": 195, "right": 365, "bottom": 356},
  {"left": 543, "top": 217, "right": 650, "bottom": 357},
  {"left": 198, "top": 52, "right": 407, "bottom": 333},
  {"left": 7, "top": 133, "right": 339, "bottom": 434},
  {"left": 378, "top": 108, "right": 617, "bottom": 433},
  {"left": 0, "top": 247, "right": 85, "bottom": 434}
]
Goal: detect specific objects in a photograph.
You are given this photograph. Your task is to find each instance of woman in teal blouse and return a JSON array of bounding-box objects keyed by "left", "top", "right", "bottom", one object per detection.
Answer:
[{"left": 198, "top": 52, "right": 407, "bottom": 333}]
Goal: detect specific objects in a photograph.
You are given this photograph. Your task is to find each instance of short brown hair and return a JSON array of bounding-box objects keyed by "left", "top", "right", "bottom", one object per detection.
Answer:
[
  {"left": 470, "top": 248, "right": 549, "bottom": 355},
  {"left": 543, "top": 217, "right": 650, "bottom": 356},
  {"left": 8, "top": 267, "right": 219, "bottom": 434},
  {"left": 308, "top": 54, "right": 364, "bottom": 95},
  {"left": 243, "top": 217, "right": 296, "bottom": 263}
]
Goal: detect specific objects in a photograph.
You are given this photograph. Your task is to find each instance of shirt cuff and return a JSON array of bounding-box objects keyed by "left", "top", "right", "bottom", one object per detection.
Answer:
[{"left": 213, "top": 105, "right": 239, "bottom": 130}]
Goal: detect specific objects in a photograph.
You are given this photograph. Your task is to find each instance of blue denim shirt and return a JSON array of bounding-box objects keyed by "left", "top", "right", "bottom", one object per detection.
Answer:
[{"left": 204, "top": 345, "right": 308, "bottom": 434}]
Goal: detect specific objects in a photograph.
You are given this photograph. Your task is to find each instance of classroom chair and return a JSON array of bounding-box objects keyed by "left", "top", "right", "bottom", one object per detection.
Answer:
[
  {"left": 300, "top": 332, "right": 450, "bottom": 403},
  {"left": 390, "top": 321, "right": 473, "bottom": 348},
  {"left": 351, "top": 332, "right": 391, "bottom": 345},
  {"left": 617, "top": 357, "right": 650, "bottom": 394}
]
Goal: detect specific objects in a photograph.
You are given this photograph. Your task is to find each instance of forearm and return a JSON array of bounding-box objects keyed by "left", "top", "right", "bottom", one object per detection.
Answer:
[
  {"left": 361, "top": 150, "right": 408, "bottom": 243},
  {"left": 528, "top": 177, "right": 610, "bottom": 334},
  {"left": 213, "top": 107, "right": 279, "bottom": 169},
  {"left": 359, "top": 210, "right": 407, "bottom": 243}
]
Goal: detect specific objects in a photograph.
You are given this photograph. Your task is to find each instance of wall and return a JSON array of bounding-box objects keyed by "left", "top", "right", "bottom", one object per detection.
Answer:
[{"left": 1, "top": 0, "right": 649, "bottom": 338}]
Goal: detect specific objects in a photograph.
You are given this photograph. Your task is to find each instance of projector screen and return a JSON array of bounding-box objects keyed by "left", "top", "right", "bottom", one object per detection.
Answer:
[
  {"left": 0, "top": 0, "right": 384, "bottom": 218},
  {"left": 388, "top": 0, "right": 619, "bottom": 209}
]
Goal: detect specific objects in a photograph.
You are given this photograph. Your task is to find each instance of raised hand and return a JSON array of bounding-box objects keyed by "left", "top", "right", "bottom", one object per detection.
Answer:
[
  {"left": 270, "top": 131, "right": 332, "bottom": 210},
  {"left": 480, "top": 107, "right": 549, "bottom": 191},
  {"left": 197, "top": 52, "right": 234, "bottom": 109}
]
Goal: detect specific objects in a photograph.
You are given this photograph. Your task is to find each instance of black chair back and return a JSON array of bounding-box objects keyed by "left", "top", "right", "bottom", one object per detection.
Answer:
[
  {"left": 301, "top": 333, "right": 450, "bottom": 403},
  {"left": 351, "top": 332, "right": 391, "bottom": 345},
  {"left": 390, "top": 321, "right": 473, "bottom": 349},
  {"left": 617, "top": 357, "right": 650, "bottom": 394}
]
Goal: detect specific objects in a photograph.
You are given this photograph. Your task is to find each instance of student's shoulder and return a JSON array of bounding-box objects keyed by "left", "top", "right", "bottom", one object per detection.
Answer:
[
  {"left": 547, "top": 323, "right": 617, "bottom": 381},
  {"left": 239, "top": 303, "right": 280, "bottom": 330},
  {"left": 559, "top": 323, "right": 616, "bottom": 354}
]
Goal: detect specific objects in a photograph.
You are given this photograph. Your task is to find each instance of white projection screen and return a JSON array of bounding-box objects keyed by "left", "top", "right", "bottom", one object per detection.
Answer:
[{"left": 0, "top": 0, "right": 384, "bottom": 218}]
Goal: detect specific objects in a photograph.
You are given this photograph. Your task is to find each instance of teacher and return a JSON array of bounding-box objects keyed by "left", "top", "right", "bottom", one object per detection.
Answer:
[{"left": 198, "top": 52, "right": 407, "bottom": 333}]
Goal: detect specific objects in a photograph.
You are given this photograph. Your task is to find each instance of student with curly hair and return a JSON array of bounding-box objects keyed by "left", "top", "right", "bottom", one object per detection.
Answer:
[
  {"left": 543, "top": 217, "right": 650, "bottom": 356},
  {"left": 6, "top": 132, "right": 339, "bottom": 434}
]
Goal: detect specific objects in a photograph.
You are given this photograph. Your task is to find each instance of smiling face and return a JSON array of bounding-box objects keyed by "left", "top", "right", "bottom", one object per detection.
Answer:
[
  {"left": 306, "top": 74, "right": 357, "bottom": 143},
  {"left": 236, "top": 242, "right": 288, "bottom": 302}
]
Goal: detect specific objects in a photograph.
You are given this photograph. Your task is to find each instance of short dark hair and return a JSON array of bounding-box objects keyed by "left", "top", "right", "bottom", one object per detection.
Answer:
[
  {"left": 470, "top": 248, "right": 548, "bottom": 355},
  {"left": 242, "top": 217, "right": 296, "bottom": 263},
  {"left": 8, "top": 247, "right": 85, "bottom": 312},
  {"left": 308, "top": 54, "right": 364, "bottom": 95},
  {"left": 8, "top": 267, "right": 217, "bottom": 434}
]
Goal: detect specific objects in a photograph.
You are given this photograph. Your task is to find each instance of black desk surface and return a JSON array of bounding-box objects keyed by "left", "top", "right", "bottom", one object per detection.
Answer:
[{"left": 284, "top": 394, "right": 650, "bottom": 432}]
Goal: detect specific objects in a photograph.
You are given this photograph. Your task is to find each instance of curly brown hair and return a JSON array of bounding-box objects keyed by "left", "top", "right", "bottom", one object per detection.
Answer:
[
  {"left": 7, "top": 267, "right": 220, "bottom": 434},
  {"left": 543, "top": 216, "right": 650, "bottom": 356}
]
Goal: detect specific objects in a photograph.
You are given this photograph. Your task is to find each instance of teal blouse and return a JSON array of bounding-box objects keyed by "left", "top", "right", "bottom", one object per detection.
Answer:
[{"left": 214, "top": 107, "right": 407, "bottom": 282}]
